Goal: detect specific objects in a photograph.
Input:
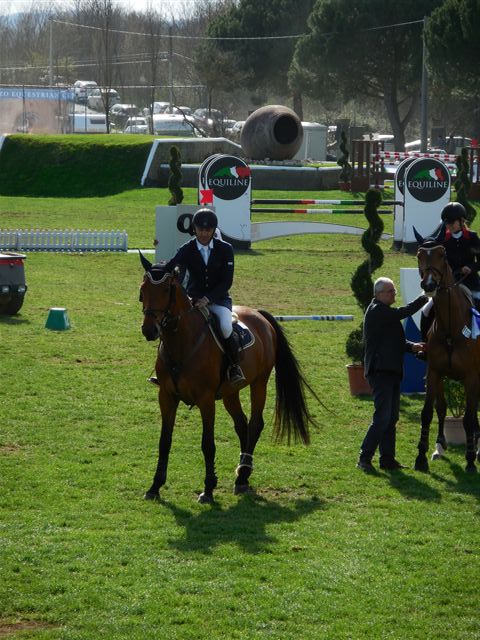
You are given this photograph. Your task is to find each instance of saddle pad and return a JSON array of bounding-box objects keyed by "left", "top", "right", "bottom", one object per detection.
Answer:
[{"left": 233, "top": 320, "right": 255, "bottom": 350}]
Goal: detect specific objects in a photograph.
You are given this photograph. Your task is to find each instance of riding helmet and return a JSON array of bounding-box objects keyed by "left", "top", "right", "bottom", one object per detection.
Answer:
[
  {"left": 193, "top": 208, "right": 218, "bottom": 230},
  {"left": 441, "top": 202, "right": 466, "bottom": 224}
]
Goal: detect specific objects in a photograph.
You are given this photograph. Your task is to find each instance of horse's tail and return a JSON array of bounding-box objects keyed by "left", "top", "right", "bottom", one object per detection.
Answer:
[{"left": 258, "top": 309, "right": 318, "bottom": 445}]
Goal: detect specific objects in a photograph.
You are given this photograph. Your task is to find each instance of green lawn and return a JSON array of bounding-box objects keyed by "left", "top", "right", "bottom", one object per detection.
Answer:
[{"left": 1, "top": 189, "right": 480, "bottom": 639}]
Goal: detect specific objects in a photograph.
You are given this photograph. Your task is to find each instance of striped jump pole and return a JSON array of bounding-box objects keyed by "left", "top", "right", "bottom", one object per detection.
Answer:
[
  {"left": 252, "top": 198, "right": 402, "bottom": 206},
  {"left": 274, "top": 314, "right": 353, "bottom": 321},
  {"left": 374, "top": 150, "right": 458, "bottom": 163},
  {"left": 252, "top": 208, "right": 394, "bottom": 214}
]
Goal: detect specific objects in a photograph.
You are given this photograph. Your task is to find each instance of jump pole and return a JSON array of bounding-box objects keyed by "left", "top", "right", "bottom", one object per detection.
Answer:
[
  {"left": 274, "top": 314, "right": 353, "bottom": 321},
  {"left": 252, "top": 208, "right": 394, "bottom": 214},
  {"left": 252, "top": 198, "right": 402, "bottom": 206}
]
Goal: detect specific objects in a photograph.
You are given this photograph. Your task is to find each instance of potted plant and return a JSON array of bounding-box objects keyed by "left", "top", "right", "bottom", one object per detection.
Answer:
[
  {"left": 346, "top": 188, "right": 384, "bottom": 395},
  {"left": 443, "top": 377, "right": 466, "bottom": 444},
  {"left": 337, "top": 131, "right": 352, "bottom": 191}
]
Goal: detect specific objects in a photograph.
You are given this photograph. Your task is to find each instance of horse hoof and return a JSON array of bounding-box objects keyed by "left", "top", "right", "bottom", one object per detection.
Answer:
[
  {"left": 465, "top": 464, "right": 477, "bottom": 474},
  {"left": 431, "top": 452, "right": 441, "bottom": 461},
  {"left": 234, "top": 484, "right": 254, "bottom": 495},
  {"left": 414, "top": 458, "right": 429, "bottom": 473},
  {"left": 198, "top": 492, "right": 214, "bottom": 504},
  {"left": 144, "top": 490, "right": 160, "bottom": 501}
]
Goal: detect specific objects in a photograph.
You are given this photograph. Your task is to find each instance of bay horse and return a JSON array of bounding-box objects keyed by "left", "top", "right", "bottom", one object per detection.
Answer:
[
  {"left": 415, "top": 238, "right": 480, "bottom": 473},
  {"left": 139, "top": 252, "right": 317, "bottom": 502}
]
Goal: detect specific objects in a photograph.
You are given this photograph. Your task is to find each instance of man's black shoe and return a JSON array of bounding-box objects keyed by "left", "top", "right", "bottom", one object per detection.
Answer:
[
  {"left": 356, "top": 458, "right": 375, "bottom": 472},
  {"left": 379, "top": 459, "right": 407, "bottom": 470}
]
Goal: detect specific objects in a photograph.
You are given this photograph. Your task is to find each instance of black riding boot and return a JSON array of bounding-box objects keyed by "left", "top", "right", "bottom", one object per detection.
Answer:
[{"left": 224, "top": 333, "right": 246, "bottom": 387}]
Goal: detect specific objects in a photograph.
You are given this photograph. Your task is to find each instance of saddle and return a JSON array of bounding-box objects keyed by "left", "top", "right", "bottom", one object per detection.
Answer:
[{"left": 198, "top": 307, "right": 255, "bottom": 352}]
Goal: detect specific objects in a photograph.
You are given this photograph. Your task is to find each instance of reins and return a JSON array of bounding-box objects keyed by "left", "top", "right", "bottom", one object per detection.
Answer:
[{"left": 142, "top": 272, "right": 215, "bottom": 391}]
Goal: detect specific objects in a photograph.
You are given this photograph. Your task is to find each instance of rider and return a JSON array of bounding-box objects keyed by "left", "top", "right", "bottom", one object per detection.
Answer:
[
  {"left": 420, "top": 202, "right": 480, "bottom": 341},
  {"left": 161, "top": 207, "right": 246, "bottom": 387}
]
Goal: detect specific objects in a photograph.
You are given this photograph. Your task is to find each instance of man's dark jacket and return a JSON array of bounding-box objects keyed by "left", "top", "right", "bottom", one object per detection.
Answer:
[
  {"left": 164, "top": 237, "right": 234, "bottom": 308},
  {"left": 363, "top": 295, "right": 428, "bottom": 378}
]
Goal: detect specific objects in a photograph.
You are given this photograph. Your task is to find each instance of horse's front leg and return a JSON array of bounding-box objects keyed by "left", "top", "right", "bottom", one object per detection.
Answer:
[
  {"left": 198, "top": 398, "right": 218, "bottom": 504},
  {"left": 432, "top": 387, "right": 447, "bottom": 460},
  {"left": 145, "top": 390, "right": 179, "bottom": 500},
  {"left": 415, "top": 371, "right": 439, "bottom": 472},
  {"left": 463, "top": 380, "right": 479, "bottom": 473}
]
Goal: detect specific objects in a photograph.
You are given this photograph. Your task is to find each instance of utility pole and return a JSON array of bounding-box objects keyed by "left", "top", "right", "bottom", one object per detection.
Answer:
[
  {"left": 49, "top": 18, "right": 53, "bottom": 86},
  {"left": 168, "top": 26, "right": 174, "bottom": 112},
  {"left": 420, "top": 16, "right": 428, "bottom": 153}
]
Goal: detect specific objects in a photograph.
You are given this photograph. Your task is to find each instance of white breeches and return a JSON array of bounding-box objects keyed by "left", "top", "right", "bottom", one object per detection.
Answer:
[{"left": 209, "top": 303, "right": 232, "bottom": 338}]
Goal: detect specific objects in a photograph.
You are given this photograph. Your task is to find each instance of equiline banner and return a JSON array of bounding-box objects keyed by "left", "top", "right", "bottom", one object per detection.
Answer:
[
  {"left": 403, "top": 158, "right": 451, "bottom": 251},
  {"left": 393, "top": 157, "right": 416, "bottom": 250},
  {"left": 198, "top": 154, "right": 252, "bottom": 249}
]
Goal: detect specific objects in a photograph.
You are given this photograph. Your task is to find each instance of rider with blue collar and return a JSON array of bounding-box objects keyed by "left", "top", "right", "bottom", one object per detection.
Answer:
[{"left": 163, "top": 208, "right": 246, "bottom": 387}]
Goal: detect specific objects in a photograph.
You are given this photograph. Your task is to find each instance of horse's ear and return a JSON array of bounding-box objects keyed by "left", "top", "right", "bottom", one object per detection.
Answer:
[
  {"left": 139, "top": 250, "right": 152, "bottom": 272},
  {"left": 413, "top": 226, "right": 425, "bottom": 245}
]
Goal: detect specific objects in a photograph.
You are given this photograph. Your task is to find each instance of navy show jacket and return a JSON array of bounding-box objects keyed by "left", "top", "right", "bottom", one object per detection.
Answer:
[{"left": 164, "top": 237, "right": 234, "bottom": 308}]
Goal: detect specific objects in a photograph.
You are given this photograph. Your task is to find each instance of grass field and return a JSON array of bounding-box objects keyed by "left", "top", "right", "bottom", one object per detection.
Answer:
[{"left": 1, "top": 187, "right": 480, "bottom": 639}]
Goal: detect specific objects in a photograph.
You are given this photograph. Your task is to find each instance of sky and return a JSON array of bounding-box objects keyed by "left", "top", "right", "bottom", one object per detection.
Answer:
[{"left": 0, "top": 0, "right": 202, "bottom": 17}]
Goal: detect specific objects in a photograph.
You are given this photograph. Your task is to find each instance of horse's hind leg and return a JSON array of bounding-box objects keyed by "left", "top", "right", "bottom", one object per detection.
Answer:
[
  {"left": 236, "top": 377, "right": 269, "bottom": 493},
  {"left": 222, "top": 392, "right": 252, "bottom": 493}
]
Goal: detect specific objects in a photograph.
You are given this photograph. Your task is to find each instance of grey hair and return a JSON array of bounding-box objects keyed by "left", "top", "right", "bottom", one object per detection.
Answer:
[{"left": 374, "top": 277, "right": 394, "bottom": 296}]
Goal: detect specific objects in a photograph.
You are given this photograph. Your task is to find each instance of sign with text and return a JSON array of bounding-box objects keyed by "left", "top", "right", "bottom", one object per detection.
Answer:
[
  {"left": 403, "top": 158, "right": 450, "bottom": 249},
  {"left": 198, "top": 154, "right": 251, "bottom": 249}
]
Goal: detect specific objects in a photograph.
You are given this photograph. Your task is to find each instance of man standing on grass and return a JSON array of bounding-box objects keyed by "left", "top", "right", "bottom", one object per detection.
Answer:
[{"left": 357, "top": 277, "right": 428, "bottom": 473}]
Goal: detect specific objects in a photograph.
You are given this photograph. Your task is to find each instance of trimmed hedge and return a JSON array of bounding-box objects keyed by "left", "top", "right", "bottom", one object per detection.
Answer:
[{"left": 0, "top": 134, "right": 153, "bottom": 197}]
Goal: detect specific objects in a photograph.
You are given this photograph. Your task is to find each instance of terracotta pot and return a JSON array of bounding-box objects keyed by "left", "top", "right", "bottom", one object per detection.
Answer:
[
  {"left": 444, "top": 416, "right": 466, "bottom": 445},
  {"left": 346, "top": 364, "right": 373, "bottom": 396}
]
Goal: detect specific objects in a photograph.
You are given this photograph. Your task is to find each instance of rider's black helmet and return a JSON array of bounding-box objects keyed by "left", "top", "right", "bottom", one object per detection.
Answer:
[
  {"left": 193, "top": 208, "right": 218, "bottom": 230},
  {"left": 441, "top": 202, "right": 466, "bottom": 224}
]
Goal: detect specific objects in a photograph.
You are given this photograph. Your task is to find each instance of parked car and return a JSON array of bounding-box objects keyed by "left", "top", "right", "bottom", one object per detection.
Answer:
[
  {"left": 226, "top": 120, "right": 244, "bottom": 142},
  {"left": 87, "top": 88, "right": 120, "bottom": 111},
  {"left": 152, "top": 114, "right": 196, "bottom": 137},
  {"left": 67, "top": 110, "right": 107, "bottom": 133},
  {"left": 74, "top": 80, "right": 98, "bottom": 104},
  {"left": 110, "top": 103, "right": 138, "bottom": 117},
  {"left": 0, "top": 252, "right": 27, "bottom": 315},
  {"left": 123, "top": 116, "right": 149, "bottom": 134}
]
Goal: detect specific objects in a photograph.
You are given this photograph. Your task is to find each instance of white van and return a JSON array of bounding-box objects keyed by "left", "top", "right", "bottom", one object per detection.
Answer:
[{"left": 68, "top": 112, "right": 107, "bottom": 133}]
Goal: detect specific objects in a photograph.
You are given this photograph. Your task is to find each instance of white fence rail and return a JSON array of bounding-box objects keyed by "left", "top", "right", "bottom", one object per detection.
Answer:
[{"left": 0, "top": 229, "right": 128, "bottom": 252}]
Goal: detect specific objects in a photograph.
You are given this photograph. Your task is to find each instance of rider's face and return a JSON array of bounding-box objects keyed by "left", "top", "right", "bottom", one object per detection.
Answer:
[
  {"left": 446, "top": 219, "right": 462, "bottom": 233},
  {"left": 195, "top": 226, "right": 215, "bottom": 245}
]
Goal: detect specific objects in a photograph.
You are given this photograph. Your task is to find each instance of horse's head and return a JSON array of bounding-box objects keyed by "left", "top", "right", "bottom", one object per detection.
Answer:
[
  {"left": 417, "top": 241, "right": 449, "bottom": 294},
  {"left": 139, "top": 252, "right": 179, "bottom": 341}
]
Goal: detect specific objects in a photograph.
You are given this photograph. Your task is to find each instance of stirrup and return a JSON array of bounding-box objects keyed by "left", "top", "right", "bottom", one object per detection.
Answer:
[{"left": 228, "top": 364, "right": 246, "bottom": 385}]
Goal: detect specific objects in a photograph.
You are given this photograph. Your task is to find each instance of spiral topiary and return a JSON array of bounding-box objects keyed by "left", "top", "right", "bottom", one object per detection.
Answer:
[
  {"left": 337, "top": 130, "right": 352, "bottom": 184},
  {"left": 346, "top": 188, "right": 384, "bottom": 362},
  {"left": 454, "top": 148, "right": 476, "bottom": 223},
  {"left": 167, "top": 145, "right": 184, "bottom": 206}
]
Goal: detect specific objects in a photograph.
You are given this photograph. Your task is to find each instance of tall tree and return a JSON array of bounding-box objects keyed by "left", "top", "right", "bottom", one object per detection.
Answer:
[
  {"left": 425, "top": 0, "right": 480, "bottom": 135},
  {"left": 291, "top": 0, "right": 442, "bottom": 149},
  {"left": 203, "top": 0, "right": 315, "bottom": 118}
]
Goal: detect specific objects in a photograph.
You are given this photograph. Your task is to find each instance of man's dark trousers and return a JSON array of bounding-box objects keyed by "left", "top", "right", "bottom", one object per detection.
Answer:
[{"left": 360, "top": 371, "right": 401, "bottom": 463}]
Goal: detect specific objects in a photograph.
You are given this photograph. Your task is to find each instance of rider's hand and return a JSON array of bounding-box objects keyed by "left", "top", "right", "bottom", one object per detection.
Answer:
[
  {"left": 461, "top": 266, "right": 472, "bottom": 275},
  {"left": 194, "top": 296, "right": 209, "bottom": 308}
]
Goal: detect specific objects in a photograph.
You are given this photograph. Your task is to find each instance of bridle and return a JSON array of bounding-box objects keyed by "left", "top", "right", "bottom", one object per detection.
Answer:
[{"left": 141, "top": 271, "right": 180, "bottom": 331}]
